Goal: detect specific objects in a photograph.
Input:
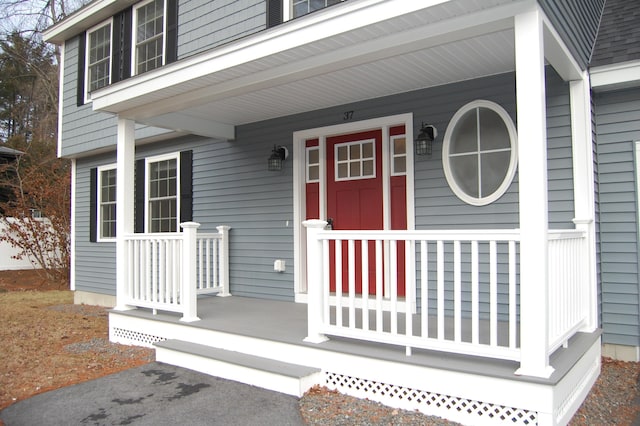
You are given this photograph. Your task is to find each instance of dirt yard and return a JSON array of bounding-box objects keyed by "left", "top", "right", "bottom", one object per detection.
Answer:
[{"left": 0, "top": 269, "right": 153, "bottom": 412}]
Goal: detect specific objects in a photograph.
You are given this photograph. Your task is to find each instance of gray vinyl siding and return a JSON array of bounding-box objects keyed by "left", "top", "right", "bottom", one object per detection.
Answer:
[
  {"left": 177, "top": 0, "right": 265, "bottom": 59},
  {"left": 538, "top": 0, "right": 605, "bottom": 70},
  {"left": 74, "top": 70, "right": 576, "bottom": 301},
  {"left": 595, "top": 87, "right": 640, "bottom": 347},
  {"left": 61, "top": 36, "right": 118, "bottom": 157},
  {"left": 61, "top": 39, "right": 177, "bottom": 157},
  {"left": 60, "top": 0, "right": 264, "bottom": 157},
  {"left": 75, "top": 153, "right": 118, "bottom": 295}
]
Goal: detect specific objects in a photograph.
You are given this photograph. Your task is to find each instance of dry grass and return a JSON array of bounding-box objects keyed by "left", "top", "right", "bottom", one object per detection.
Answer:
[{"left": 0, "top": 270, "right": 153, "bottom": 411}]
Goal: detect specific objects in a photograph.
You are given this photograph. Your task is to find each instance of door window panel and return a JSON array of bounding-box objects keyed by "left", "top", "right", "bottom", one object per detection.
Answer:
[{"left": 334, "top": 139, "right": 375, "bottom": 181}]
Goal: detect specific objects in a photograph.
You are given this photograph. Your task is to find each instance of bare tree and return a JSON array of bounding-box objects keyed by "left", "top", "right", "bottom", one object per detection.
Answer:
[{"left": 0, "top": 31, "right": 70, "bottom": 286}]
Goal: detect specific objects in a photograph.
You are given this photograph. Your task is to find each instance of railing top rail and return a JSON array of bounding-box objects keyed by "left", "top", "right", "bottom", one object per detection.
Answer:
[
  {"left": 316, "top": 229, "right": 522, "bottom": 241},
  {"left": 547, "top": 229, "right": 586, "bottom": 240},
  {"left": 123, "top": 232, "right": 185, "bottom": 241},
  {"left": 197, "top": 233, "right": 223, "bottom": 239}
]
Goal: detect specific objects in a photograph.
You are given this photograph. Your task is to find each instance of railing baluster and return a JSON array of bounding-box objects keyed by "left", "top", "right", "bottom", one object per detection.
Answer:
[
  {"left": 362, "top": 239, "right": 369, "bottom": 332},
  {"left": 437, "top": 240, "right": 444, "bottom": 340},
  {"left": 375, "top": 239, "right": 383, "bottom": 332},
  {"left": 145, "top": 240, "right": 151, "bottom": 302},
  {"left": 471, "top": 240, "right": 479, "bottom": 345},
  {"left": 197, "top": 238, "right": 203, "bottom": 291},
  {"left": 159, "top": 240, "right": 166, "bottom": 304},
  {"left": 209, "top": 238, "right": 214, "bottom": 290},
  {"left": 348, "top": 239, "right": 356, "bottom": 329},
  {"left": 454, "top": 240, "right": 461, "bottom": 343},
  {"left": 390, "top": 239, "right": 398, "bottom": 335},
  {"left": 335, "top": 240, "right": 343, "bottom": 327},
  {"left": 509, "top": 240, "right": 517, "bottom": 349},
  {"left": 405, "top": 239, "right": 413, "bottom": 353},
  {"left": 420, "top": 240, "right": 428, "bottom": 339},
  {"left": 489, "top": 240, "right": 497, "bottom": 347},
  {"left": 323, "top": 239, "right": 330, "bottom": 325}
]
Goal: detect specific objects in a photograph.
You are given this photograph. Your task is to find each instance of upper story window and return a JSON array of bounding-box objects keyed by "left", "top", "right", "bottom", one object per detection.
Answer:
[
  {"left": 442, "top": 100, "right": 518, "bottom": 206},
  {"left": 133, "top": 0, "right": 166, "bottom": 75},
  {"left": 85, "top": 21, "right": 112, "bottom": 101},
  {"left": 293, "top": 0, "right": 342, "bottom": 18}
]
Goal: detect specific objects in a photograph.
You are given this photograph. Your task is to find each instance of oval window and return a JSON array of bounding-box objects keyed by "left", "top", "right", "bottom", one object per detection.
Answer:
[{"left": 442, "top": 100, "right": 518, "bottom": 206}]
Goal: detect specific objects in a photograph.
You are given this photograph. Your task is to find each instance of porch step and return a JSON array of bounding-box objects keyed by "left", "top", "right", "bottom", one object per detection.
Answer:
[{"left": 154, "top": 339, "right": 323, "bottom": 397}]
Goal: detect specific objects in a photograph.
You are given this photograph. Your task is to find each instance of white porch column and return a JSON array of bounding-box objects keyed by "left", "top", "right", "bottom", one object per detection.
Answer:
[
  {"left": 514, "top": 9, "right": 554, "bottom": 378},
  {"left": 570, "top": 73, "right": 598, "bottom": 332},
  {"left": 216, "top": 225, "right": 232, "bottom": 297},
  {"left": 180, "top": 221, "right": 201, "bottom": 322},
  {"left": 115, "top": 118, "right": 135, "bottom": 311},
  {"left": 303, "top": 219, "right": 329, "bottom": 344}
]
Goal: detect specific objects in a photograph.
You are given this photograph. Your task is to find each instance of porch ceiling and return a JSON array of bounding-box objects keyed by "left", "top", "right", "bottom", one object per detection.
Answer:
[{"left": 90, "top": 0, "right": 553, "bottom": 139}]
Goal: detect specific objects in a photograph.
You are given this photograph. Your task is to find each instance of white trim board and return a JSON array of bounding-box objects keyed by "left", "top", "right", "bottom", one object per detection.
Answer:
[
  {"left": 293, "top": 113, "right": 415, "bottom": 300},
  {"left": 590, "top": 60, "right": 640, "bottom": 92}
]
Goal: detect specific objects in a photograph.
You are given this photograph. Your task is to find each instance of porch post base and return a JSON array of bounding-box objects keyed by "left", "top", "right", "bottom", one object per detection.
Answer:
[
  {"left": 514, "top": 365, "right": 554, "bottom": 379},
  {"left": 216, "top": 292, "right": 232, "bottom": 298},
  {"left": 113, "top": 304, "right": 136, "bottom": 312},
  {"left": 304, "top": 334, "right": 330, "bottom": 344},
  {"left": 180, "top": 315, "right": 201, "bottom": 323}
]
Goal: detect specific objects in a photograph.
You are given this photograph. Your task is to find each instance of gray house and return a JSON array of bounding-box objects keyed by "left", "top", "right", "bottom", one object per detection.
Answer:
[{"left": 43, "top": 0, "right": 639, "bottom": 424}]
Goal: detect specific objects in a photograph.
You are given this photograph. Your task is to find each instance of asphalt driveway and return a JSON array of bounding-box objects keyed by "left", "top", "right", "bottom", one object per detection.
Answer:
[{"left": 0, "top": 362, "right": 304, "bottom": 426}]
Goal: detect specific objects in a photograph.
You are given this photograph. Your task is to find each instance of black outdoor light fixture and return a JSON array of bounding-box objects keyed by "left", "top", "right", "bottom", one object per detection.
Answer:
[
  {"left": 267, "top": 145, "right": 289, "bottom": 171},
  {"left": 415, "top": 123, "right": 438, "bottom": 156}
]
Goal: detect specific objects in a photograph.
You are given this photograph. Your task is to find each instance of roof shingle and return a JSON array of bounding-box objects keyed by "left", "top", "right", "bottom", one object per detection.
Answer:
[{"left": 591, "top": 0, "right": 640, "bottom": 67}]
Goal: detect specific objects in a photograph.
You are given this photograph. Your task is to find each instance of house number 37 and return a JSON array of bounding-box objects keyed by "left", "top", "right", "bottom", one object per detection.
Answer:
[{"left": 343, "top": 111, "right": 354, "bottom": 121}]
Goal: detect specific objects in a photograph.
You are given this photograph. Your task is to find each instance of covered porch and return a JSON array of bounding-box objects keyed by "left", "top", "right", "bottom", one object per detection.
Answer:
[
  {"left": 98, "top": 1, "right": 600, "bottom": 423},
  {"left": 109, "top": 294, "right": 600, "bottom": 425}
]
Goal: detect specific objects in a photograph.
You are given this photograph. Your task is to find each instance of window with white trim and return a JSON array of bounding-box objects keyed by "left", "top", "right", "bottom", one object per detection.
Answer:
[
  {"left": 292, "top": 0, "right": 342, "bottom": 18},
  {"left": 86, "top": 20, "right": 112, "bottom": 101},
  {"left": 442, "top": 100, "right": 517, "bottom": 206},
  {"left": 391, "top": 135, "right": 407, "bottom": 176},
  {"left": 133, "top": 0, "right": 166, "bottom": 75},
  {"left": 146, "top": 153, "right": 179, "bottom": 232},
  {"left": 97, "top": 165, "right": 117, "bottom": 240},
  {"left": 306, "top": 146, "right": 320, "bottom": 182},
  {"left": 335, "top": 139, "right": 375, "bottom": 181}
]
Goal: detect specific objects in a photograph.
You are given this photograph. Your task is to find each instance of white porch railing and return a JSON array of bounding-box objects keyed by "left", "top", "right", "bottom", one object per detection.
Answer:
[
  {"left": 303, "top": 220, "right": 589, "bottom": 367},
  {"left": 548, "top": 229, "right": 589, "bottom": 353},
  {"left": 122, "top": 223, "right": 230, "bottom": 321}
]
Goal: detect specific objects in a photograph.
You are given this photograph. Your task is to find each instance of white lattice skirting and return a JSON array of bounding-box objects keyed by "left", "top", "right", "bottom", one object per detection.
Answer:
[
  {"left": 111, "top": 327, "right": 166, "bottom": 347},
  {"left": 325, "top": 371, "right": 538, "bottom": 426}
]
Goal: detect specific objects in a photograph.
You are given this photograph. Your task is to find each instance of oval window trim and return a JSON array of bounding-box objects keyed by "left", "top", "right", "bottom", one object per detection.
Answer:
[{"left": 442, "top": 100, "right": 518, "bottom": 206}]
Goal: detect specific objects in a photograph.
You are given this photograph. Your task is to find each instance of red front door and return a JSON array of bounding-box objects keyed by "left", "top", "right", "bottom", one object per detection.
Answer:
[
  {"left": 304, "top": 125, "right": 408, "bottom": 297},
  {"left": 326, "top": 130, "right": 383, "bottom": 295}
]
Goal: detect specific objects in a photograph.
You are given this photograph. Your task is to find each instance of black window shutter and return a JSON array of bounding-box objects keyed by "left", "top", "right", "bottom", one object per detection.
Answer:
[
  {"left": 89, "top": 167, "right": 97, "bottom": 242},
  {"left": 112, "top": 7, "right": 132, "bottom": 83},
  {"left": 267, "top": 0, "right": 282, "bottom": 28},
  {"left": 135, "top": 159, "right": 146, "bottom": 233},
  {"left": 180, "top": 150, "right": 193, "bottom": 223},
  {"left": 166, "top": 0, "right": 179, "bottom": 64},
  {"left": 76, "top": 32, "right": 86, "bottom": 107}
]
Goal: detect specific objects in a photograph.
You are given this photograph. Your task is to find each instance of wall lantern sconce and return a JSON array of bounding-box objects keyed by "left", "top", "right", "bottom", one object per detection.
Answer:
[
  {"left": 268, "top": 145, "right": 289, "bottom": 171},
  {"left": 415, "top": 123, "right": 438, "bottom": 156}
]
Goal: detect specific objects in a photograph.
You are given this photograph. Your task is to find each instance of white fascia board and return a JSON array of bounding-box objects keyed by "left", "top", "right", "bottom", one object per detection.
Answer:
[
  {"left": 44, "top": 0, "right": 136, "bottom": 44},
  {"left": 590, "top": 60, "right": 640, "bottom": 91},
  {"left": 540, "top": 9, "right": 584, "bottom": 81},
  {"left": 92, "top": 0, "right": 530, "bottom": 118}
]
